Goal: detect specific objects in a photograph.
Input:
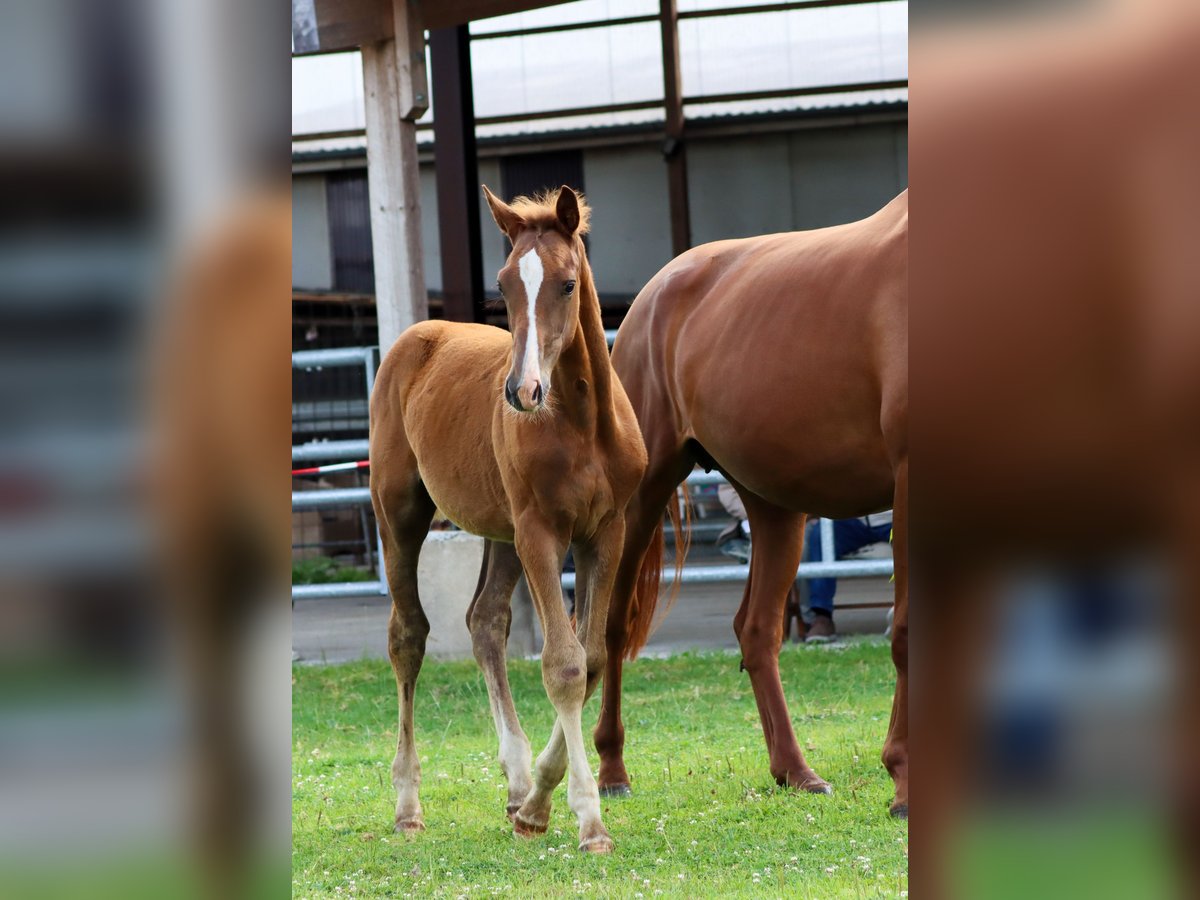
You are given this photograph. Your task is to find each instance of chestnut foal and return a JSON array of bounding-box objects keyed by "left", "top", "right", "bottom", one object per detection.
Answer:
[{"left": 369, "top": 186, "right": 646, "bottom": 853}]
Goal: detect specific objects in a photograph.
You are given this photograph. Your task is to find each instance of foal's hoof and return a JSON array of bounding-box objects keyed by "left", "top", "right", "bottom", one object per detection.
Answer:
[
  {"left": 579, "top": 833, "right": 614, "bottom": 854},
  {"left": 512, "top": 813, "right": 548, "bottom": 838},
  {"left": 599, "top": 782, "right": 632, "bottom": 798},
  {"left": 394, "top": 818, "right": 425, "bottom": 833},
  {"left": 889, "top": 801, "right": 908, "bottom": 820}
]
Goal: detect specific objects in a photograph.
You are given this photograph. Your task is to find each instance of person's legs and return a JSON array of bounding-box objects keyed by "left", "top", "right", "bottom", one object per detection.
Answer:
[
  {"left": 805, "top": 518, "right": 890, "bottom": 641},
  {"left": 803, "top": 520, "right": 836, "bottom": 616}
]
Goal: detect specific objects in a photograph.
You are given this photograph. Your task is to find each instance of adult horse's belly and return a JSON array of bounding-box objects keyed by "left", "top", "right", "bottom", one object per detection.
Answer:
[{"left": 672, "top": 242, "right": 896, "bottom": 517}]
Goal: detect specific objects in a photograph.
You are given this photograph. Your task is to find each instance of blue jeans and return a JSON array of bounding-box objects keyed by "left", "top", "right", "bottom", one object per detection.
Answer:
[{"left": 803, "top": 518, "right": 892, "bottom": 612}]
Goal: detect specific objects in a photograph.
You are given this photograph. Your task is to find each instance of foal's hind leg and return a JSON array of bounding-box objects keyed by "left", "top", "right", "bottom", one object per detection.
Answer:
[
  {"left": 466, "top": 540, "right": 533, "bottom": 819},
  {"left": 372, "top": 473, "right": 436, "bottom": 832},
  {"left": 734, "top": 490, "right": 830, "bottom": 793}
]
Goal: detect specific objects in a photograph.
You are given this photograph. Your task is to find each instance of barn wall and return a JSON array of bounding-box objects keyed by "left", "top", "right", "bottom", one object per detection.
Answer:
[
  {"left": 292, "top": 174, "right": 333, "bottom": 290},
  {"left": 581, "top": 144, "right": 673, "bottom": 297},
  {"left": 418, "top": 165, "right": 442, "bottom": 293},
  {"left": 477, "top": 156, "right": 508, "bottom": 282},
  {"left": 293, "top": 119, "right": 907, "bottom": 300},
  {"left": 787, "top": 122, "right": 908, "bottom": 230},
  {"left": 687, "top": 133, "right": 795, "bottom": 246}
]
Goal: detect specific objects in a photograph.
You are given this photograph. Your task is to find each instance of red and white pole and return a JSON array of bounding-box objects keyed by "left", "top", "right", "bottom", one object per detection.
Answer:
[{"left": 291, "top": 460, "right": 370, "bottom": 477}]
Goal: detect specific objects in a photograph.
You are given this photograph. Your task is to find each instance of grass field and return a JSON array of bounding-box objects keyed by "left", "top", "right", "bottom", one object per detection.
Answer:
[{"left": 293, "top": 637, "right": 908, "bottom": 898}]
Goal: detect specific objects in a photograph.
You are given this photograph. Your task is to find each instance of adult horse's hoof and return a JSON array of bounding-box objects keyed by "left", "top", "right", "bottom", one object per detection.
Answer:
[
  {"left": 780, "top": 771, "right": 832, "bottom": 795},
  {"left": 889, "top": 801, "right": 908, "bottom": 820},
  {"left": 579, "top": 833, "right": 614, "bottom": 854},
  {"left": 599, "top": 783, "right": 632, "bottom": 798},
  {"left": 394, "top": 818, "right": 425, "bottom": 833}
]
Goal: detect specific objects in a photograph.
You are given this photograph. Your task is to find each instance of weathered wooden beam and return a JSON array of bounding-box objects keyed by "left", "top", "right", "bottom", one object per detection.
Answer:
[
  {"left": 292, "top": 0, "right": 391, "bottom": 55},
  {"left": 362, "top": 3, "right": 429, "bottom": 351}
]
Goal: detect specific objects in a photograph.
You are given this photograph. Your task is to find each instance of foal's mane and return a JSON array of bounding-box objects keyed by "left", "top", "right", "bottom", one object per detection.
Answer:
[{"left": 509, "top": 188, "right": 592, "bottom": 237}]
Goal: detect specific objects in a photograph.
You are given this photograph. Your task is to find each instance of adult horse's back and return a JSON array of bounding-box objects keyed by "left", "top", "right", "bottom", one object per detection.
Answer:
[{"left": 595, "top": 192, "right": 908, "bottom": 815}]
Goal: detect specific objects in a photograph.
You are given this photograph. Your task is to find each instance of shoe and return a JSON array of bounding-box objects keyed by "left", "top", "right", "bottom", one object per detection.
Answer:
[
  {"left": 806, "top": 615, "right": 836, "bottom": 643},
  {"left": 715, "top": 520, "right": 751, "bottom": 563}
]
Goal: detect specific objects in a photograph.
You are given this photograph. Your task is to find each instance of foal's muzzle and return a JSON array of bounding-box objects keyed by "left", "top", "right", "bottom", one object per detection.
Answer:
[{"left": 504, "top": 375, "right": 544, "bottom": 412}]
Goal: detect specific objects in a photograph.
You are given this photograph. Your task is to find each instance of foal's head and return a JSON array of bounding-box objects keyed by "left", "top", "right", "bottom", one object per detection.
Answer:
[{"left": 483, "top": 184, "right": 590, "bottom": 413}]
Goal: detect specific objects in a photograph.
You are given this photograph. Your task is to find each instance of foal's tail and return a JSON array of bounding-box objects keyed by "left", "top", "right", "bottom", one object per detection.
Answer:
[{"left": 624, "top": 487, "right": 692, "bottom": 660}]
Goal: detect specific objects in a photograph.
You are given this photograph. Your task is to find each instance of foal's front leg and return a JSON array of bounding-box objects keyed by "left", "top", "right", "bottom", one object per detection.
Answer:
[
  {"left": 512, "top": 518, "right": 614, "bottom": 853},
  {"left": 514, "top": 518, "right": 623, "bottom": 852}
]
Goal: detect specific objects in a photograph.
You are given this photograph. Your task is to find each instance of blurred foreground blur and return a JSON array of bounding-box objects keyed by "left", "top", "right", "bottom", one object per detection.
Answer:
[
  {"left": 0, "top": 2, "right": 289, "bottom": 899},
  {"left": 5, "top": 0, "right": 1200, "bottom": 897},
  {"left": 912, "top": 1, "right": 1199, "bottom": 897}
]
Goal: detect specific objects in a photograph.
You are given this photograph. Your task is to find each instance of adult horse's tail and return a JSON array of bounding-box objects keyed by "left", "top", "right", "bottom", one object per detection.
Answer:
[{"left": 624, "top": 487, "right": 692, "bottom": 660}]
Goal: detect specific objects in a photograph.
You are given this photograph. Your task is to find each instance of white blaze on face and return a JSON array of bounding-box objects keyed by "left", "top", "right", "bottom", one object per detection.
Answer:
[{"left": 517, "top": 247, "right": 544, "bottom": 386}]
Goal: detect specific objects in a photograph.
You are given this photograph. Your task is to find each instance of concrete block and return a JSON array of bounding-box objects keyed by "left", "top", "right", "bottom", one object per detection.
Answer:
[{"left": 417, "top": 531, "right": 538, "bottom": 660}]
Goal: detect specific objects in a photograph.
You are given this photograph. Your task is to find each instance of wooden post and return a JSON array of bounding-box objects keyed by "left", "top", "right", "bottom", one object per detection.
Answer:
[
  {"left": 660, "top": 0, "right": 691, "bottom": 258},
  {"left": 362, "top": 1, "right": 429, "bottom": 354}
]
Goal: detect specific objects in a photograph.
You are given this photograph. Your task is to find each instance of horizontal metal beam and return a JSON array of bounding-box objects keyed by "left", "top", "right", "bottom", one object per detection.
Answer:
[
  {"left": 292, "top": 439, "right": 371, "bottom": 462},
  {"left": 291, "top": 468, "right": 730, "bottom": 509},
  {"left": 464, "top": 0, "right": 889, "bottom": 42},
  {"left": 476, "top": 99, "right": 663, "bottom": 127},
  {"left": 292, "top": 580, "right": 388, "bottom": 599},
  {"left": 470, "top": 13, "right": 657, "bottom": 41},
  {"left": 678, "top": 0, "right": 887, "bottom": 20},
  {"left": 293, "top": 556, "right": 892, "bottom": 600},
  {"left": 292, "top": 346, "right": 375, "bottom": 368},
  {"left": 685, "top": 80, "right": 908, "bottom": 107},
  {"left": 293, "top": 487, "right": 371, "bottom": 509},
  {"left": 561, "top": 557, "right": 892, "bottom": 590}
]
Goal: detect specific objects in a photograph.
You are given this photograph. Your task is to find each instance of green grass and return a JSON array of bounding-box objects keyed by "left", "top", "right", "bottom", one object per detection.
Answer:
[
  {"left": 293, "top": 556, "right": 375, "bottom": 584},
  {"left": 293, "top": 638, "right": 908, "bottom": 898}
]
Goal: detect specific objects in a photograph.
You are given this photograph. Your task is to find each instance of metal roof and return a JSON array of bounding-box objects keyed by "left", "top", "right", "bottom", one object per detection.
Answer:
[{"left": 292, "top": 88, "right": 907, "bottom": 162}]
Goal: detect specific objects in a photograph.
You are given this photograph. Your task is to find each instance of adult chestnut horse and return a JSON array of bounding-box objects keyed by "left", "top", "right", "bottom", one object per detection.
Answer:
[
  {"left": 369, "top": 186, "right": 646, "bottom": 853},
  {"left": 595, "top": 191, "right": 908, "bottom": 817}
]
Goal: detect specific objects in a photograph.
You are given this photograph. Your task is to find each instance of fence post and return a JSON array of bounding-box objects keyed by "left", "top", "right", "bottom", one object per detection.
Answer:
[{"left": 362, "top": 347, "right": 388, "bottom": 595}]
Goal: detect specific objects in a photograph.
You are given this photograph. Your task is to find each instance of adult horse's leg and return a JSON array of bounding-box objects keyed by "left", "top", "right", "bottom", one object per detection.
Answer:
[
  {"left": 882, "top": 456, "right": 909, "bottom": 817},
  {"left": 735, "top": 490, "right": 831, "bottom": 793},
  {"left": 512, "top": 519, "right": 613, "bottom": 853},
  {"left": 465, "top": 539, "right": 533, "bottom": 819},
  {"left": 595, "top": 451, "right": 693, "bottom": 795},
  {"left": 373, "top": 473, "right": 436, "bottom": 832}
]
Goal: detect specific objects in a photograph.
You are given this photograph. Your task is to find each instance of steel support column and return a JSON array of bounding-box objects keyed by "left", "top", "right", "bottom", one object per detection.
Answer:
[
  {"left": 660, "top": 0, "right": 691, "bottom": 257},
  {"left": 430, "top": 24, "right": 486, "bottom": 323}
]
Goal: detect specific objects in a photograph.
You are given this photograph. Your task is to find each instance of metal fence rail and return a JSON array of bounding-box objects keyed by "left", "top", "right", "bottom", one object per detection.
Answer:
[{"left": 292, "top": 346, "right": 894, "bottom": 601}]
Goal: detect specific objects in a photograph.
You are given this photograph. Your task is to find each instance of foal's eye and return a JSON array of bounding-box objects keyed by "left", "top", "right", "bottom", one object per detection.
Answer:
[
  {"left": 563, "top": 280, "right": 576, "bottom": 295},
  {"left": 496, "top": 280, "right": 504, "bottom": 295}
]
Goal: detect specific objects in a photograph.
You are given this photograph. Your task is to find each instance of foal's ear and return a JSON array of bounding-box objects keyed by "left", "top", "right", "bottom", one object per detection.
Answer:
[
  {"left": 555, "top": 185, "right": 581, "bottom": 236},
  {"left": 482, "top": 184, "right": 524, "bottom": 244}
]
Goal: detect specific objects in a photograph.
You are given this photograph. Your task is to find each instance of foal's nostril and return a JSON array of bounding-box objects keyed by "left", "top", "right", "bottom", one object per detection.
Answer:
[
  {"left": 531, "top": 383, "right": 542, "bottom": 405},
  {"left": 504, "top": 381, "right": 519, "bottom": 409}
]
